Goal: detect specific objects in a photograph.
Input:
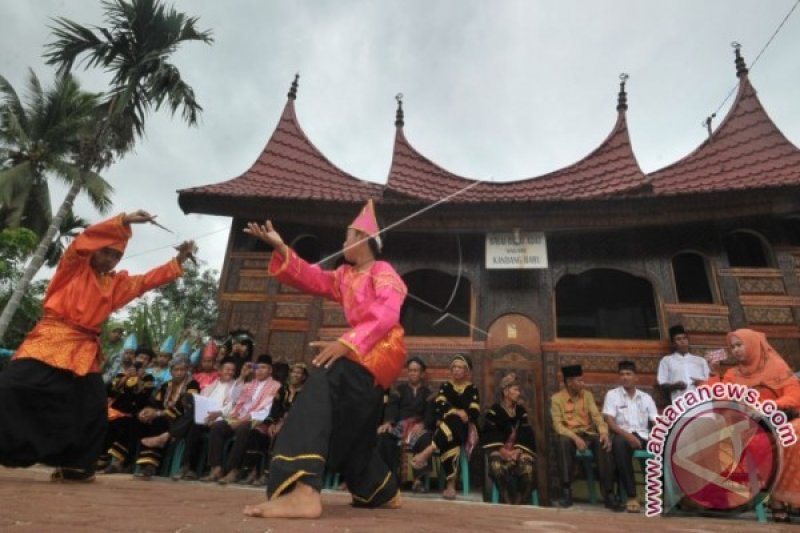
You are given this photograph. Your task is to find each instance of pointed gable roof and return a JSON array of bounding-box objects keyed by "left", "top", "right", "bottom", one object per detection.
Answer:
[
  {"left": 178, "top": 75, "right": 380, "bottom": 213},
  {"left": 649, "top": 49, "right": 800, "bottom": 195},
  {"left": 385, "top": 78, "right": 648, "bottom": 203}
]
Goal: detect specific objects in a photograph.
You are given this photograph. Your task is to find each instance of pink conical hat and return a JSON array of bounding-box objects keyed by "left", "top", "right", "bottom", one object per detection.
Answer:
[{"left": 349, "top": 200, "right": 381, "bottom": 242}]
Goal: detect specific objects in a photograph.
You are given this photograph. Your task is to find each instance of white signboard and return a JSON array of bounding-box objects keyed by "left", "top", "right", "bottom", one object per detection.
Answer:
[{"left": 485, "top": 232, "right": 548, "bottom": 269}]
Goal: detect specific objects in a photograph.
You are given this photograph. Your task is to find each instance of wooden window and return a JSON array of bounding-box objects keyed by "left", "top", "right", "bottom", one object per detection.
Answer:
[
  {"left": 724, "top": 230, "right": 774, "bottom": 268},
  {"left": 783, "top": 217, "right": 800, "bottom": 246},
  {"left": 400, "top": 269, "right": 471, "bottom": 337},
  {"left": 290, "top": 234, "right": 321, "bottom": 263},
  {"left": 672, "top": 252, "right": 714, "bottom": 303},
  {"left": 556, "top": 268, "right": 659, "bottom": 339}
]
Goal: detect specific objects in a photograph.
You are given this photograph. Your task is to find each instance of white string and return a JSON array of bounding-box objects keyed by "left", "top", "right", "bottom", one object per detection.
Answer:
[
  {"left": 307, "top": 178, "right": 490, "bottom": 337},
  {"left": 119, "top": 225, "right": 229, "bottom": 262},
  {"left": 314, "top": 178, "right": 483, "bottom": 267}
]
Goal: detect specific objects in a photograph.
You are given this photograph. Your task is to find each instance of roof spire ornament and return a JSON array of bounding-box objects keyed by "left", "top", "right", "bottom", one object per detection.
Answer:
[
  {"left": 288, "top": 73, "right": 300, "bottom": 100},
  {"left": 617, "top": 73, "right": 629, "bottom": 112},
  {"left": 395, "top": 93, "right": 404, "bottom": 127},
  {"left": 732, "top": 42, "right": 748, "bottom": 78}
]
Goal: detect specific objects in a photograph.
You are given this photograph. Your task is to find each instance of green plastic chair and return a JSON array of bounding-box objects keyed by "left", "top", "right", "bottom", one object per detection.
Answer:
[{"left": 576, "top": 449, "right": 597, "bottom": 504}]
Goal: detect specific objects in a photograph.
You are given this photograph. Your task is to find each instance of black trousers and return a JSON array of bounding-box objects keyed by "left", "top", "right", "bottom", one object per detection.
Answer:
[
  {"left": 557, "top": 433, "right": 615, "bottom": 495},
  {"left": 243, "top": 428, "right": 271, "bottom": 472},
  {"left": 179, "top": 423, "right": 209, "bottom": 472},
  {"left": 377, "top": 432, "right": 400, "bottom": 476},
  {"left": 267, "top": 359, "right": 398, "bottom": 507},
  {"left": 432, "top": 413, "right": 469, "bottom": 480},
  {"left": 97, "top": 416, "right": 139, "bottom": 468},
  {"left": 612, "top": 433, "right": 648, "bottom": 497},
  {"left": 0, "top": 359, "right": 107, "bottom": 473},
  {"left": 208, "top": 419, "right": 251, "bottom": 470},
  {"left": 135, "top": 416, "right": 170, "bottom": 468}
]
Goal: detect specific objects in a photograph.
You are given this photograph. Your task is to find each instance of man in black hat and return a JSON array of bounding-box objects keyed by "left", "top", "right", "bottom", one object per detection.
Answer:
[
  {"left": 657, "top": 325, "right": 709, "bottom": 404},
  {"left": 411, "top": 354, "right": 480, "bottom": 500},
  {"left": 602, "top": 361, "right": 658, "bottom": 512},
  {"left": 550, "top": 364, "right": 621, "bottom": 511},
  {"left": 203, "top": 354, "right": 280, "bottom": 484},
  {"left": 230, "top": 331, "right": 255, "bottom": 376},
  {"left": 376, "top": 356, "right": 433, "bottom": 487}
]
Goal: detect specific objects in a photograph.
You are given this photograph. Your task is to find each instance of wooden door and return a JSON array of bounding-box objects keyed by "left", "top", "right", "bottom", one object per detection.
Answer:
[{"left": 484, "top": 314, "right": 549, "bottom": 504}]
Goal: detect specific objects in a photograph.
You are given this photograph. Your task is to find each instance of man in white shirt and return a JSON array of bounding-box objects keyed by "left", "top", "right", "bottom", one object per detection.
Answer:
[
  {"left": 603, "top": 361, "right": 658, "bottom": 513},
  {"left": 172, "top": 357, "right": 241, "bottom": 481},
  {"left": 657, "top": 325, "right": 709, "bottom": 404},
  {"left": 204, "top": 355, "right": 281, "bottom": 484}
]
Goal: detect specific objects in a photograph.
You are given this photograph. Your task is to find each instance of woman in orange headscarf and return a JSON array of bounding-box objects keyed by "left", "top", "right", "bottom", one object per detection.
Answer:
[{"left": 722, "top": 328, "right": 800, "bottom": 522}]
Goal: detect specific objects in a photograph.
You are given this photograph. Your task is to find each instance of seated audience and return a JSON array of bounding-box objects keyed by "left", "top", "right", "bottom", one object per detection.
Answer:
[
  {"left": 481, "top": 372, "right": 537, "bottom": 505},
  {"left": 657, "top": 325, "right": 709, "bottom": 404},
  {"left": 97, "top": 347, "right": 156, "bottom": 473},
  {"left": 602, "top": 361, "right": 657, "bottom": 513},
  {"left": 134, "top": 357, "right": 199, "bottom": 479},
  {"left": 171, "top": 357, "right": 241, "bottom": 481},
  {"left": 550, "top": 364, "right": 622, "bottom": 511},
  {"left": 412, "top": 354, "right": 480, "bottom": 500},
  {"left": 192, "top": 340, "right": 219, "bottom": 390},
  {"left": 711, "top": 329, "right": 800, "bottom": 522},
  {"left": 103, "top": 330, "right": 135, "bottom": 384},
  {"left": 242, "top": 362, "right": 309, "bottom": 485},
  {"left": 202, "top": 354, "right": 280, "bottom": 484},
  {"left": 148, "top": 336, "right": 176, "bottom": 389},
  {"left": 377, "top": 356, "right": 432, "bottom": 488},
  {"left": 229, "top": 332, "right": 254, "bottom": 376}
]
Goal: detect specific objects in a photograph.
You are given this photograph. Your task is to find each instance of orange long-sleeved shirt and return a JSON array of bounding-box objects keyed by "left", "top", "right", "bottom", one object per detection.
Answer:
[{"left": 14, "top": 214, "right": 183, "bottom": 375}]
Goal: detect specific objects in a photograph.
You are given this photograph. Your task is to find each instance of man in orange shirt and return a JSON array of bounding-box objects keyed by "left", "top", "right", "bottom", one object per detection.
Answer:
[{"left": 0, "top": 210, "right": 195, "bottom": 482}]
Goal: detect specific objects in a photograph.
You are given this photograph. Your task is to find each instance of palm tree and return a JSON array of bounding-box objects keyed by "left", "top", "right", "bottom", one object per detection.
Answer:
[
  {"left": 44, "top": 210, "right": 90, "bottom": 267},
  {"left": 0, "top": 70, "right": 112, "bottom": 236},
  {"left": 0, "top": 0, "right": 212, "bottom": 341}
]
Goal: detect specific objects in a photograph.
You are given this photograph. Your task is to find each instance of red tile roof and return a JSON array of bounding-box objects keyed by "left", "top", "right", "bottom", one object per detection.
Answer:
[
  {"left": 386, "top": 110, "right": 648, "bottom": 203},
  {"left": 180, "top": 57, "right": 800, "bottom": 213},
  {"left": 648, "top": 74, "right": 800, "bottom": 195},
  {"left": 178, "top": 98, "right": 381, "bottom": 204}
]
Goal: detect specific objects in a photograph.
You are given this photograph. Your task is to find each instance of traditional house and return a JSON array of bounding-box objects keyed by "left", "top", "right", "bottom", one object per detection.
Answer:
[{"left": 178, "top": 48, "right": 800, "bottom": 502}]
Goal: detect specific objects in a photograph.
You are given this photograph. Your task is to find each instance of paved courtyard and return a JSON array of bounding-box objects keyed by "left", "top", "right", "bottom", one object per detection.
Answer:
[{"left": 0, "top": 467, "right": 792, "bottom": 532}]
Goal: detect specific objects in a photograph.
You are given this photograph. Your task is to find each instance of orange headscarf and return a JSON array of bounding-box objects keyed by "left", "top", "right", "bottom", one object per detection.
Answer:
[{"left": 725, "top": 328, "right": 796, "bottom": 395}]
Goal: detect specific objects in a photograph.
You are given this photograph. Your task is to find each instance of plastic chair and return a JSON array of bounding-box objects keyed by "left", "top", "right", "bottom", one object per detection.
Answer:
[
  {"left": 417, "top": 446, "right": 470, "bottom": 495},
  {"left": 576, "top": 449, "right": 598, "bottom": 504},
  {"left": 167, "top": 439, "right": 186, "bottom": 478},
  {"left": 459, "top": 447, "right": 470, "bottom": 496},
  {"left": 490, "top": 483, "right": 540, "bottom": 506},
  {"left": 323, "top": 470, "right": 341, "bottom": 489}
]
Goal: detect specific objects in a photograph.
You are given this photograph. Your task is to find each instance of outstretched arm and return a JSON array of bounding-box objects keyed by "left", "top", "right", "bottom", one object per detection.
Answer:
[
  {"left": 246, "top": 219, "right": 340, "bottom": 300},
  {"left": 109, "top": 241, "right": 194, "bottom": 310}
]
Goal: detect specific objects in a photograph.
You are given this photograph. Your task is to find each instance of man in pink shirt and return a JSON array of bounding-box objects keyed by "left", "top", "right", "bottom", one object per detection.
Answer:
[{"left": 242, "top": 200, "right": 408, "bottom": 519}]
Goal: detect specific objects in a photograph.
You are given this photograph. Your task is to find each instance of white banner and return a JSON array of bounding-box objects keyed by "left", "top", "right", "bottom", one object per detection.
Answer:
[{"left": 485, "top": 232, "right": 548, "bottom": 269}]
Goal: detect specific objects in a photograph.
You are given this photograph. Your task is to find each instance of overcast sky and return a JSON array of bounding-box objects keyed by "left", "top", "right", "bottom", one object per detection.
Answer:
[{"left": 2, "top": 1, "right": 799, "bottom": 291}]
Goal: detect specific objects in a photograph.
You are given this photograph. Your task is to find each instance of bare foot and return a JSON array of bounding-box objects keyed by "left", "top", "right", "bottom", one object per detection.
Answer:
[
  {"left": 411, "top": 444, "right": 435, "bottom": 470},
  {"left": 442, "top": 480, "right": 456, "bottom": 500},
  {"left": 243, "top": 481, "right": 322, "bottom": 519},
  {"left": 382, "top": 492, "right": 402, "bottom": 509},
  {"left": 141, "top": 432, "right": 170, "bottom": 449}
]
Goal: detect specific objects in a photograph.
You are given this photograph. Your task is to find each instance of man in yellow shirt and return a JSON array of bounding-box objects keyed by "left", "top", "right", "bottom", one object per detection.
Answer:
[{"left": 550, "top": 364, "right": 622, "bottom": 511}]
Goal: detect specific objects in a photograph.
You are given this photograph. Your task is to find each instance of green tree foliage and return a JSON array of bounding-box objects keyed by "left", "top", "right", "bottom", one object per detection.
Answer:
[
  {"left": 0, "top": 0, "right": 213, "bottom": 342},
  {"left": 0, "top": 70, "right": 113, "bottom": 235},
  {"left": 120, "top": 266, "right": 218, "bottom": 349},
  {"left": 0, "top": 228, "right": 47, "bottom": 350}
]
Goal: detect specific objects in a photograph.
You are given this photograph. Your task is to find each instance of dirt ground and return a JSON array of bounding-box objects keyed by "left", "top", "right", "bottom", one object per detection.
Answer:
[{"left": 0, "top": 467, "right": 793, "bottom": 533}]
